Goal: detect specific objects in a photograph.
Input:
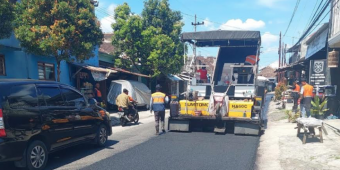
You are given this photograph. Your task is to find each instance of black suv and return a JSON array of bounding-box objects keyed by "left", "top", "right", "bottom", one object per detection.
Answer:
[{"left": 0, "top": 80, "right": 112, "bottom": 170}]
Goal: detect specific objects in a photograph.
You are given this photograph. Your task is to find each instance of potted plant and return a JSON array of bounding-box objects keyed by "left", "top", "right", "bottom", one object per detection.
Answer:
[{"left": 311, "top": 96, "right": 329, "bottom": 120}]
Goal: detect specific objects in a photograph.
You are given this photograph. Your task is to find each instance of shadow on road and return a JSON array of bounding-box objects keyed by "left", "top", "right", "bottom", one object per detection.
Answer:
[
  {"left": 45, "top": 140, "right": 119, "bottom": 170},
  {"left": 0, "top": 140, "right": 119, "bottom": 170}
]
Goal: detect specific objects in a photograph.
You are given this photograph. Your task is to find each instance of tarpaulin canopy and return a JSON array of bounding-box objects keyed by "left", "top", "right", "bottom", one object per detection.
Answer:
[
  {"left": 181, "top": 30, "right": 261, "bottom": 47},
  {"left": 107, "top": 80, "right": 151, "bottom": 108}
]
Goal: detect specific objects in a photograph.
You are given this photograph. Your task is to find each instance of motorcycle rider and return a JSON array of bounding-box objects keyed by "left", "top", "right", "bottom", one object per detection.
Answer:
[{"left": 116, "top": 89, "right": 133, "bottom": 120}]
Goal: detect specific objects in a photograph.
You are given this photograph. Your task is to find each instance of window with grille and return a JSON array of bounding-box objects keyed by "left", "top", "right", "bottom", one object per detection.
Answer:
[
  {"left": 38, "top": 62, "right": 55, "bottom": 81},
  {"left": 0, "top": 55, "right": 5, "bottom": 75}
]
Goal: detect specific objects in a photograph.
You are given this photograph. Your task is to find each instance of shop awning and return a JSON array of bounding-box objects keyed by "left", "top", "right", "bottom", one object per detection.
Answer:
[
  {"left": 69, "top": 62, "right": 151, "bottom": 80},
  {"left": 167, "top": 74, "right": 183, "bottom": 81},
  {"left": 109, "top": 68, "right": 151, "bottom": 78},
  {"left": 305, "top": 23, "right": 329, "bottom": 59}
]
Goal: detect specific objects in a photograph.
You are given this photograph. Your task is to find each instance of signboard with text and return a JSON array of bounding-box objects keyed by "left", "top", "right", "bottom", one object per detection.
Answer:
[{"left": 309, "top": 59, "right": 327, "bottom": 85}]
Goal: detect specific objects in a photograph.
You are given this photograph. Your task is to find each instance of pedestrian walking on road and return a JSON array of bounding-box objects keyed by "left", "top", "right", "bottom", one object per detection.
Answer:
[
  {"left": 299, "top": 78, "right": 313, "bottom": 118},
  {"left": 150, "top": 84, "right": 169, "bottom": 135}
]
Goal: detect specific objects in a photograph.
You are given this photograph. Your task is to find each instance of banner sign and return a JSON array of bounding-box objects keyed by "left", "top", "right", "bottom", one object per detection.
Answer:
[{"left": 309, "top": 59, "right": 327, "bottom": 85}]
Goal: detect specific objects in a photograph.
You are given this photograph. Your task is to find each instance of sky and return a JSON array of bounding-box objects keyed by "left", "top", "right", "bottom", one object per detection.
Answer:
[{"left": 94, "top": 0, "right": 331, "bottom": 68}]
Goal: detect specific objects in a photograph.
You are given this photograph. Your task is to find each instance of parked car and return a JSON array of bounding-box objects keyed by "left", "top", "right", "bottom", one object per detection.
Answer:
[{"left": 0, "top": 80, "right": 112, "bottom": 170}]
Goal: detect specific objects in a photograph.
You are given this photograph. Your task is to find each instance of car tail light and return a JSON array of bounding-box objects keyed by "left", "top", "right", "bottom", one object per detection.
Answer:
[{"left": 0, "top": 109, "right": 6, "bottom": 137}]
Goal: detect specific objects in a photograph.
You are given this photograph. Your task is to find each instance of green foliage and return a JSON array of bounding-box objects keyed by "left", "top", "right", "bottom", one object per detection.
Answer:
[
  {"left": 311, "top": 96, "right": 329, "bottom": 115},
  {"left": 274, "top": 82, "right": 287, "bottom": 100},
  {"left": 0, "top": 0, "right": 15, "bottom": 39},
  {"left": 14, "top": 0, "right": 103, "bottom": 81},
  {"left": 285, "top": 110, "right": 300, "bottom": 123},
  {"left": 112, "top": 0, "right": 185, "bottom": 77}
]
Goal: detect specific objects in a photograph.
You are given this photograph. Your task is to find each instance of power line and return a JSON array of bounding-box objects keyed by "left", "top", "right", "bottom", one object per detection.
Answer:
[
  {"left": 283, "top": 0, "right": 301, "bottom": 37},
  {"left": 293, "top": 0, "right": 333, "bottom": 47},
  {"left": 304, "top": 0, "right": 323, "bottom": 32}
]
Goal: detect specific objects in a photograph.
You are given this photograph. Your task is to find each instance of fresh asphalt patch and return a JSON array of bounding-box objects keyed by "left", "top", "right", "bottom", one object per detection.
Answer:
[{"left": 84, "top": 131, "right": 260, "bottom": 170}]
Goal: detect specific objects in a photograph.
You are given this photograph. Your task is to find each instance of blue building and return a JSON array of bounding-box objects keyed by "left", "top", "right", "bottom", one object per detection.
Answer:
[{"left": 0, "top": 34, "right": 100, "bottom": 86}]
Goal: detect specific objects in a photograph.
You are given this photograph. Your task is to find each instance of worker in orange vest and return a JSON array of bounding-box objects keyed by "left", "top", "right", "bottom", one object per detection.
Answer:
[
  {"left": 94, "top": 83, "right": 103, "bottom": 105},
  {"left": 299, "top": 78, "right": 314, "bottom": 118},
  {"left": 290, "top": 81, "right": 300, "bottom": 112},
  {"left": 150, "top": 84, "right": 169, "bottom": 135}
]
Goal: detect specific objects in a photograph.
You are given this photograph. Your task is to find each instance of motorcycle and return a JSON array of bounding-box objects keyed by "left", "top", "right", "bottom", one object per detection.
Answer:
[{"left": 118, "top": 101, "right": 139, "bottom": 126}]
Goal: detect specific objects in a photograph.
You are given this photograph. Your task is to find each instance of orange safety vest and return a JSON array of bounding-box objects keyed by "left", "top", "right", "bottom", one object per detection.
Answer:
[
  {"left": 245, "top": 55, "right": 260, "bottom": 65},
  {"left": 303, "top": 84, "right": 313, "bottom": 97},
  {"left": 152, "top": 92, "right": 166, "bottom": 104},
  {"left": 294, "top": 84, "right": 300, "bottom": 92},
  {"left": 95, "top": 88, "right": 102, "bottom": 97}
]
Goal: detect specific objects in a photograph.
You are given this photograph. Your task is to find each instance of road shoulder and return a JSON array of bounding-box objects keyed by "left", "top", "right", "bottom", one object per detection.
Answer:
[{"left": 256, "top": 100, "right": 340, "bottom": 170}]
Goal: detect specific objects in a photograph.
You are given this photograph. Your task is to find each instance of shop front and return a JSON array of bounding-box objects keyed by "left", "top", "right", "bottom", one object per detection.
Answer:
[{"left": 69, "top": 63, "right": 151, "bottom": 109}]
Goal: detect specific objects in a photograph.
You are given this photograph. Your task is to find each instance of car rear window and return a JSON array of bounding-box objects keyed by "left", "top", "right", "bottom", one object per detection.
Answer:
[
  {"left": 37, "top": 87, "right": 65, "bottom": 106},
  {"left": 8, "top": 84, "right": 38, "bottom": 109}
]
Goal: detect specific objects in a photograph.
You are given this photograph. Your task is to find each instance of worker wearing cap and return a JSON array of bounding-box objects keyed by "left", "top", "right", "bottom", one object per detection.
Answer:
[
  {"left": 150, "top": 84, "right": 169, "bottom": 135},
  {"left": 299, "top": 78, "right": 314, "bottom": 118}
]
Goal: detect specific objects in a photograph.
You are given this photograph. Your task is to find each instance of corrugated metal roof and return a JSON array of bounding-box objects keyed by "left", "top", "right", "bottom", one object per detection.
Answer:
[
  {"left": 70, "top": 62, "right": 151, "bottom": 78},
  {"left": 70, "top": 63, "right": 118, "bottom": 73},
  {"left": 181, "top": 30, "right": 261, "bottom": 41}
]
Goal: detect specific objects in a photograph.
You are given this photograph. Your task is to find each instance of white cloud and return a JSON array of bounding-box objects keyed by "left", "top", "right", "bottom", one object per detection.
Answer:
[
  {"left": 107, "top": 4, "right": 117, "bottom": 16},
  {"left": 98, "top": 3, "right": 117, "bottom": 33},
  {"left": 219, "top": 19, "right": 265, "bottom": 30},
  {"left": 257, "top": 0, "right": 284, "bottom": 8},
  {"left": 100, "top": 17, "right": 115, "bottom": 33},
  {"left": 203, "top": 18, "right": 215, "bottom": 30},
  {"left": 263, "top": 47, "right": 278, "bottom": 53},
  {"left": 262, "top": 32, "right": 279, "bottom": 46}
]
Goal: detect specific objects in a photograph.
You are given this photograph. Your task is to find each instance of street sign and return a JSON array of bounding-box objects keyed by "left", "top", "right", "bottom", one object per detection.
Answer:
[{"left": 309, "top": 59, "right": 327, "bottom": 85}]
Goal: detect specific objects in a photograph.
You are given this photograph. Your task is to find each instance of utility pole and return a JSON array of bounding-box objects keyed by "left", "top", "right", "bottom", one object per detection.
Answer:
[
  {"left": 191, "top": 14, "right": 204, "bottom": 72},
  {"left": 281, "top": 42, "right": 285, "bottom": 67},
  {"left": 278, "top": 32, "right": 281, "bottom": 81},
  {"left": 192, "top": 14, "right": 204, "bottom": 32},
  {"left": 284, "top": 44, "right": 287, "bottom": 66}
]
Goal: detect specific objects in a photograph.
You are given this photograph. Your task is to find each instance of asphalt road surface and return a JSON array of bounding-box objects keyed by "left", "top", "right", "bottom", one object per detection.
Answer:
[{"left": 1, "top": 94, "right": 273, "bottom": 170}]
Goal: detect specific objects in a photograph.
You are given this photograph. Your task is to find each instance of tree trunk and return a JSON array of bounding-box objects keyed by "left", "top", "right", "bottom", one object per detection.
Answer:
[{"left": 57, "top": 59, "right": 61, "bottom": 82}]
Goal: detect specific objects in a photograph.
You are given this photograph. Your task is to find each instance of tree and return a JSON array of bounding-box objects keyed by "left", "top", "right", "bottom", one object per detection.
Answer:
[
  {"left": 0, "top": 0, "right": 15, "bottom": 39},
  {"left": 14, "top": 0, "right": 103, "bottom": 81},
  {"left": 112, "top": 0, "right": 185, "bottom": 77}
]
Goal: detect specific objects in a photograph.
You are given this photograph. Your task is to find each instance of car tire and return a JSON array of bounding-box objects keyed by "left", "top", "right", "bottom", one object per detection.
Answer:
[
  {"left": 96, "top": 124, "right": 108, "bottom": 147},
  {"left": 26, "top": 140, "right": 48, "bottom": 170}
]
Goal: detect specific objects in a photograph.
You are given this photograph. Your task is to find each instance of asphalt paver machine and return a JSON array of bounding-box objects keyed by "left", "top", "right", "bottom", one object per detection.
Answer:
[{"left": 168, "top": 30, "right": 266, "bottom": 135}]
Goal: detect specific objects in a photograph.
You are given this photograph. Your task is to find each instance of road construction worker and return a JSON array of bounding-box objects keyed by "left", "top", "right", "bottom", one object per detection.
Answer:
[
  {"left": 150, "top": 84, "right": 169, "bottom": 135},
  {"left": 299, "top": 78, "right": 313, "bottom": 118},
  {"left": 94, "top": 83, "right": 103, "bottom": 106},
  {"left": 116, "top": 89, "right": 133, "bottom": 120},
  {"left": 290, "top": 81, "right": 300, "bottom": 112}
]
